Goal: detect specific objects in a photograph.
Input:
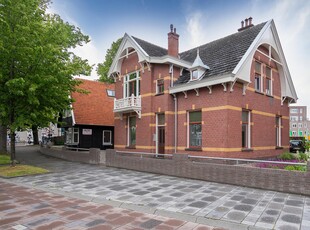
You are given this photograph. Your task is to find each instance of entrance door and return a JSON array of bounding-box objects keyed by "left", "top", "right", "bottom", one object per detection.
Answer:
[{"left": 158, "top": 126, "right": 165, "bottom": 154}]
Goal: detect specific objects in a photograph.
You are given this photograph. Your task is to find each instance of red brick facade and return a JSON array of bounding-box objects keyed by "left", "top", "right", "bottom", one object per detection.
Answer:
[{"left": 112, "top": 21, "right": 295, "bottom": 159}]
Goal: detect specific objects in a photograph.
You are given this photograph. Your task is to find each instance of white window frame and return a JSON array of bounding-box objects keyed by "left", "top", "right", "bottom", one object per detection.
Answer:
[
  {"left": 123, "top": 71, "right": 140, "bottom": 98},
  {"left": 292, "top": 123, "right": 297, "bottom": 128},
  {"left": 292, "top": 131, "right": 297, "bottom": 136},
  {"left": 65, "top": 127, "right": 79, "bottom": 145},
  {"left": 242, "top": 110, "right": 251, "bottom": 149},
  {"left": 127, "top": 116, "right": 136, "bottom": 147},
  {"left": 298, "top": 123, "right": 303, "bottom": 128},
  {"left": 103, "top": 130, "right": 112, "bottom": 145},
  {"left": 300, "top": 116, "right": 303, "bottom": 121},
  {"left": 106, "top": 89, "right": 115, "bottom": 97},
  {"left": 254, "top": 61, "right": 262, "bottom": 93},
  {"left": 156, "top": 79, "right": 164, "bottom": 94},
  {"left": 290, "top": 108, "right": 298, "bottom": 113},
  {"left": 265, "top": 66, "right": 272, "bottom": 96},
  {"left": 191, "top": 70, "right": 199, "bottom": 81},
  {"left": 276, "top": 117, "right": 281, "bottom": 147}
]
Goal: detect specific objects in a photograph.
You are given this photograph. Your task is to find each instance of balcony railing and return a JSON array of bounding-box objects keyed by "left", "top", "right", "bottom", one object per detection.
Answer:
[{"left": 114, "top": 95, "right": 141, "bottom": 118}]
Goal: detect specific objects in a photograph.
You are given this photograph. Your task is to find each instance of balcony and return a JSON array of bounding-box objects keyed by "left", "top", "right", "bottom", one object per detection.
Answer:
[{"left": 114, "top": 95, "right": 141, "bottom": 118}]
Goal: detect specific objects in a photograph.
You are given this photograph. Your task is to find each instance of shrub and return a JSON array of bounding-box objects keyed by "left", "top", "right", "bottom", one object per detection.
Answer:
[
  {"left": 284, "top": 165, "right": 306, "bottom": 172},
  {"left": 298, "top": 153, "right": 308, "bottom": 161},
  {"left": 278, "top": 152, "right": 296, "bottom": 160}
]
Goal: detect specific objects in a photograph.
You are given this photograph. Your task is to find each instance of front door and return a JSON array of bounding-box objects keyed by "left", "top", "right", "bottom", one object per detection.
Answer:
[{"left": 158, "top": 126, "right": 165, "bottom": 154}]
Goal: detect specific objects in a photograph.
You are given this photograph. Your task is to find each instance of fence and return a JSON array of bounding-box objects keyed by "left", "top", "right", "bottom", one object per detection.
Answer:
[{"left": 105, "top": 149, "right": 310, "bottom": 196}]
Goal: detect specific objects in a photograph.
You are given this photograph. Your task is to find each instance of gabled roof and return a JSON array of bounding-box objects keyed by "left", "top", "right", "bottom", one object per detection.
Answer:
[
  {"left": 71, "top": 79, "right": 114, "bottom": 126},
  {"left": 132, "top": 36, "right": 167, "bottom": 57},
  {"left": 175, "top": 22, "right": 266, "bottom": 84}
]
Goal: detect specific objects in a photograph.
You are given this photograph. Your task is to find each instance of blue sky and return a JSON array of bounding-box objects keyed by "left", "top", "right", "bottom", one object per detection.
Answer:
[{"left": 49, "top": 0, "right": 310, "bottom": 111}]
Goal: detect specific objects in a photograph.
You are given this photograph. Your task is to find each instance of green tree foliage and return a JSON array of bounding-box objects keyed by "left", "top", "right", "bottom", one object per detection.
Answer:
[
  {"left": 0, "top": 0, "right": 91, "bottom": 164},
  {"left": 97, "top": 38, "right": 122, "bottom": 83}
]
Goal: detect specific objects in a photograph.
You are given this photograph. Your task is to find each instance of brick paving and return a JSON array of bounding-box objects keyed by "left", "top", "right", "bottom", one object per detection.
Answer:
[
  {"left": 2, "top": 146, "right": 310, "bottom": 230},
  {"left": 0, "top": 181, "right": 219, "bottom": 230}
]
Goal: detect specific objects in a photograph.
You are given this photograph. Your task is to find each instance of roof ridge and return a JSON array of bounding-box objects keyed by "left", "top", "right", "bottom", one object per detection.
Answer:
[{"left": 180, "top": 21, "right": 267, "bottom": 55}]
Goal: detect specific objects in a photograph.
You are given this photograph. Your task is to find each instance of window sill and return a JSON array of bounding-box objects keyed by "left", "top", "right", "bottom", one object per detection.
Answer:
[
  {"left": 155, "top": 92, "right": 164, "bottom": 96},
  {"left": 255, "top": 90, "right": 264, "bottom": 95},
  {"left": 126, "top": 146, "right": 136, "bottom": 149},
  {"left": 185, "top": 148, "right": 202, "bottom": 151},
  {"left": 103, "top": 143, "right": 113, "bottom": 146},
  {"left": 242, "top": 148, "right": 253, "bottom": 152},
  {"left": 266, "top": 94, "right": 274, "bottom": 98},
  {"left": 276, "top": 146, "right": 283, "bottom": 150}
]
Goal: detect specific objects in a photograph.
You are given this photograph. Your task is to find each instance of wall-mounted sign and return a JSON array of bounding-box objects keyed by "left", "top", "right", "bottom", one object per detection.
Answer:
[{"left": 82, "top": 129, "right": 92, "bottom": 135}]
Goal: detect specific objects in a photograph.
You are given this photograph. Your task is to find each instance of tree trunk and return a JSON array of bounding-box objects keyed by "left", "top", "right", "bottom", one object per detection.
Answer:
[
  {"left": 0, "top": 125, "right": 7, "bottom": 153},
  {"left": 10, "top": 130, "right": 16, "bottom": 166},
  {"left": 32, "top": 125, "right": 39, "bottom": 145}
]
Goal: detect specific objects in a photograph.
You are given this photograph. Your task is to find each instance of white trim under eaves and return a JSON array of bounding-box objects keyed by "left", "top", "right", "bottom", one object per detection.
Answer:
[
  {"left": 150, "top": 56, "right": 192, "bottom": 68},
  {"left": 169, "top": 73, "right": 235, "bottom": 94},
  {"left": 232, "top": 20, "right": 271, "bottom": 75}
]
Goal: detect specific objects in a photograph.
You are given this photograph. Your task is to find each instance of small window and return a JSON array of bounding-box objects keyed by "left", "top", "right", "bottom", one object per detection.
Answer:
[
  {"left": 290, "top": 108, "right": 298, "bottom": 113},
  {"left": 106, "top": 89, "right": 115, "bottom": 97},
  {"left": 66, "top": 127, "right": 79, "bottom": 144},
  {"left": 156, "top": 79, "right": 164, "bottom": 94},
  {"left": 298, "top": 123, "right": 303, "bottom": 128},
  {"left": 191, "top": 70, "right": 199, "bottom": 81},
  {"left": 292, "top": 123, "right": 297, "bottom": 128},
  {"left": 300, "top": 116, "right": 303, "bottom": 121},
  {"left": 300, "top": 109, "right": 303, "bottom": 113},
  {"left": 103, "top": 130, "right": 112, "bottom": 145},
  {"left": 255, "top": 62, "right": 261, "bottom": 74},
  {"left": 157, "top": 113, "right": 165, "bottom": 126},
  {"left": 255, "top": 75, "right": 261, "bottom": 92},
  {"left": 292, "top": 131, "right": 297, "bottom": 136}
]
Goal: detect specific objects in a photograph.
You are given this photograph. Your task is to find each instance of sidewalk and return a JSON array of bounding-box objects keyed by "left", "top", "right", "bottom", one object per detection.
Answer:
[
  {"left": 3, "top": 146, "right": 310, "bottom": 230},
  {"left": 0, "top": 180, "right": 217, "bottom": 230}
]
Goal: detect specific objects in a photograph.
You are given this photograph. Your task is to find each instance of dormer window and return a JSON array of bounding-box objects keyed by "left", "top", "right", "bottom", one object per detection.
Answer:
[
  {"left": 191, "top": 70, "right": 199, "bottom": 81},
  {"left": 189, "top": 49, "right": 210, "bottom": 82}
]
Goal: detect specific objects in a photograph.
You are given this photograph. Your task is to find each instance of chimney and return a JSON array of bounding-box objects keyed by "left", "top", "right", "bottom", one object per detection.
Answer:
[
  {"left": 168, "top": 24, "right": 179, "bottom": 58},
  {"left": 238, "top": 17, "right": 254, "bottom": 31}
]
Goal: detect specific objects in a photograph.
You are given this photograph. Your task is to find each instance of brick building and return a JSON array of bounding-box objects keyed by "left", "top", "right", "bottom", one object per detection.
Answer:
[
  {"left": 109, "top": 18, "right": 297, "bottom": 158},
  {"left": 289, "top": 106, "right": 310, "bottom": 139}
]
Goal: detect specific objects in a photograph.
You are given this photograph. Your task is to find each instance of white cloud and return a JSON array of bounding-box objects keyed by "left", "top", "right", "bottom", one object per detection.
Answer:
[{"left": 185, "top": 11, "right": 206, "bottom": 47}]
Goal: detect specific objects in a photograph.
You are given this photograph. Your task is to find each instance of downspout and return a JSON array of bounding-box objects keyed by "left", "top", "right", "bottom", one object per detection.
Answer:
[{"left": 173, "top": 94, "right": 178, "bottom": 153}]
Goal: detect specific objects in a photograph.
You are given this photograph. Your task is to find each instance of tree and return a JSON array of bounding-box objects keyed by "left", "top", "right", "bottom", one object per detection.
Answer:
[
  {"left": 0, "top": 0, "right": 91, "bottom": 165},
  {"left": 97, "top": 38, "right": 122, "bottom": 83},
  {"left": 0, "top": 125, "right": 7, "bottom": 153}
]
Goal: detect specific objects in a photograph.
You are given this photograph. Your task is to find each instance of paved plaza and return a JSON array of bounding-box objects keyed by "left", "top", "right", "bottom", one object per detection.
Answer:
[{"left": 1, "top": 146, "right": 310, "bottom": 229}]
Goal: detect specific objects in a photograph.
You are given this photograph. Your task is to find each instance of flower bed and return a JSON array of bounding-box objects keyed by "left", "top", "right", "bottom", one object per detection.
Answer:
[{"left": 255, "top": 152, "right": 308, "bottom": 171}]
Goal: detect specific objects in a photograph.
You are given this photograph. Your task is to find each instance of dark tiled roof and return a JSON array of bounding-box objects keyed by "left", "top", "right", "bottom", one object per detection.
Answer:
[
  {"left": 177, "top": 22, "right": 266, "bottom": 84},
  {"left": 132, "top": 36, "right": 168, "bottom": 57}
]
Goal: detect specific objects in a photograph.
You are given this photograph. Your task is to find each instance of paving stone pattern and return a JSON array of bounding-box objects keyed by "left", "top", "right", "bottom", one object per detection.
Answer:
[
  {"left": 3, "top": 146, "right": 310, "bottom": 230},
  {"left": 0, "top": 181, "right": 218, "bottom": 230}
]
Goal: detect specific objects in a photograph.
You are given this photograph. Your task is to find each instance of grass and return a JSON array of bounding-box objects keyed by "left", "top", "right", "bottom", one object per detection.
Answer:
[
  {"left": 0, "top": 165, "right": 49, "bottom": 178},
  {"left": 0, "top": 154, "right": 11, "bottom": 165}
]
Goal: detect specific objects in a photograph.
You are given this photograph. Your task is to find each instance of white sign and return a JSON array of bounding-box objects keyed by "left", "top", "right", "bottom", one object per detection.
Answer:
[{"left": 82, "top": 129, "right": 92, "bottom": 135}]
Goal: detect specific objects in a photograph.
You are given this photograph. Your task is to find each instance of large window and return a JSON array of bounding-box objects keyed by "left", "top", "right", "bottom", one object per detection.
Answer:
[
  {"left": 265, "top": 66, "right": 272, "bottom": 95},
  {"left": 254, "top": 62, "right": 262, "bottom": 92},
  {"left": 276, "top": 116, "right": 281, "bottom": 147},
  {"left": 290, "top": 108, "right": 298, "bottom": 113},
  {"left": 128, "top": 116, "right": 136, "bottom": 147},
  {"left": 103, "top": 130, "right": 112, "bottom": 145},
  {"left": 123, "top": 71, "right": 140, "bottom": 98},
  {"left": 66, "top": 127, "right": 79, "bottom": 144},
  {"left": 188, "top": 111, "right": 202, "bottom": 148},
  {"left": 242, "top": 110, "right": 251, "bottom": 149}
]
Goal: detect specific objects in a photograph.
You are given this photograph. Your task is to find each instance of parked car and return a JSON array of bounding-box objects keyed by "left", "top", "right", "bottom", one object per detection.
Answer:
[{"left": 289, "top": 140, "right": 305, "bottom": 153}]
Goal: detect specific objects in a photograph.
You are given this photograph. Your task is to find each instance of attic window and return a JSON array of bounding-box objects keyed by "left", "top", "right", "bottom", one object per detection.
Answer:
[
  {"left": 191, "top": 70, "right": 199, "bottom": 81},
  {"left": 107, "top": 89, "right": 115, "bottom": 97}
]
